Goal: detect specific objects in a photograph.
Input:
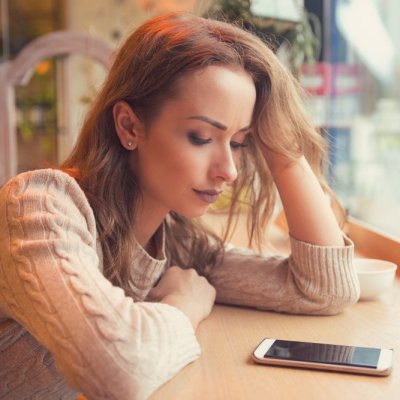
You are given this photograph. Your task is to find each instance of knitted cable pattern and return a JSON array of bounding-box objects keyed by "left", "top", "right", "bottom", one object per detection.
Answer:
[
  {"left": 1, "top": 170, "right": 201, "bottom": 400},
  {"left": 2, "top": 173, "right": 123, "bottom": 398}
]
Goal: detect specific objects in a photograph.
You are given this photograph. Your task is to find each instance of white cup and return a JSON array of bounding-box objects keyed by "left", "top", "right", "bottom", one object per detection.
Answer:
[{"left": 354, "top": 258, "right": 397, "bottom": 300}]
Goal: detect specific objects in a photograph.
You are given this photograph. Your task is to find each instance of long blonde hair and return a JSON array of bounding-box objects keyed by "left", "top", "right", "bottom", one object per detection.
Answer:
[{"left": 62, "top": 13, "right": 337, "bottom": 295}]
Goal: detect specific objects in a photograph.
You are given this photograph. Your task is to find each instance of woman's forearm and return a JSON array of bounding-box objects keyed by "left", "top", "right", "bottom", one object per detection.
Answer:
[{"left": 268, "top": 155, "right": 344, "bottom": 246}]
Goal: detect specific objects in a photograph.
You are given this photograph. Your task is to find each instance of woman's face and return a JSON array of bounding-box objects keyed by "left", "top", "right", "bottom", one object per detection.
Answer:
[{"left": 133, "top": 65, "right": 256, "bottom": 219}]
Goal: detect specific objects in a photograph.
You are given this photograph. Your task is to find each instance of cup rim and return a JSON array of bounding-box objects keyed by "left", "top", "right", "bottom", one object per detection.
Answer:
[{"left": 354, "top": 258, "right": 398, "bottom": 274}]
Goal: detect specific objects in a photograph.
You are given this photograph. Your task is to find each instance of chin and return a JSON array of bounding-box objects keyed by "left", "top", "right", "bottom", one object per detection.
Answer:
[{"left": 173, "top": 206, "right": 209, "bottom": 219}]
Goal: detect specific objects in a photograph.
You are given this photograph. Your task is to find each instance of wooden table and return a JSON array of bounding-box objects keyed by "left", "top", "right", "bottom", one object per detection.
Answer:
[{"left": 151, "top": 279, "right": 400, "bottom": 400}]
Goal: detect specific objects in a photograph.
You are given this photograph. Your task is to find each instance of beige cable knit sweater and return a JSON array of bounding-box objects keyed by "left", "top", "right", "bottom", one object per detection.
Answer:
[{"left": 0, "top": 169, "right": 360, "bottom": 400}]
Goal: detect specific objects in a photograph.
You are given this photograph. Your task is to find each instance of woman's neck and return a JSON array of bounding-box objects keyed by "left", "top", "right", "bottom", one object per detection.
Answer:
[
  {"left": 134, "top": 223, "right": 160, "bottom": 252},
  {"left": 133, "top": 201, "right": 168, "bottom": 253}
]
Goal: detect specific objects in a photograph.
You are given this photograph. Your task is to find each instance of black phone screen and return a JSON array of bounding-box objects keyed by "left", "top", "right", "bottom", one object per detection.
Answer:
[{"left": 264, "top": 340, "right": 380, "bottom": 369}]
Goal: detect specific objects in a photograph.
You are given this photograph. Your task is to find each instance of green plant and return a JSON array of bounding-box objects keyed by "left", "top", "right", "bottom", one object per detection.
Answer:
[
  {"left": 16, "top": 60, "right": 57, "bottom": 155},
  {"left": 205, "top": 0, "right": 320, "bottom": 75}
]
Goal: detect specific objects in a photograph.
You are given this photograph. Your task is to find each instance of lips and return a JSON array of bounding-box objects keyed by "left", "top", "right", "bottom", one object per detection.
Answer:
[{"left": 193, "top": 189, "right": 222, "bottom": 204}]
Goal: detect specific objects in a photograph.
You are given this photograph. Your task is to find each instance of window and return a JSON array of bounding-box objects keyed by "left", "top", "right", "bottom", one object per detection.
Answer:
[
  {"left": 304, "top": 0, "right": 400, "bottom": 238},
  {"left": 0, "top": 0, "right": 64, "bottom": 173}
]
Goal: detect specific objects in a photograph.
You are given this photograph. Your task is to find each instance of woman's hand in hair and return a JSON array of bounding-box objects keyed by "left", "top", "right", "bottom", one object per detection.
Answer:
[
  {"left": 148, "top": 266, "right": 216, "bottom": 330},
  {"left": 261, "top": 148, "right": 297, "bottom": 179}
]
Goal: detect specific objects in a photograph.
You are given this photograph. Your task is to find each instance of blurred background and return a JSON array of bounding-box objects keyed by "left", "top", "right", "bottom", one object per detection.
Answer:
[{"left": 1, "top": 0, "right": 400, "bottom": 238}]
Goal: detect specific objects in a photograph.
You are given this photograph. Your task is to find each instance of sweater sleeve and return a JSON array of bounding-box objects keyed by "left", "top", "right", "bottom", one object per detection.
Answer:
[
  {"left": 206, "top": 235, "right": 360, "bottom": 315},
  {"left": 0, "top": 170, "right": 200, "bottom": 400}
]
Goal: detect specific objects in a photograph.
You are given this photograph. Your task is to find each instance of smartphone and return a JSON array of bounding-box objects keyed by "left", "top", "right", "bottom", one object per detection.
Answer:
[{"left": 252, "top": 338, "right": 393, "bottom": 376}]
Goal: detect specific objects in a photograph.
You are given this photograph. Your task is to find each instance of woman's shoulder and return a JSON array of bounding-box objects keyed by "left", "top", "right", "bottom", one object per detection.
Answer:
[
  {"left": 2, "top": 168, "right": 76, "bottom": 189},
  {"left": 1, "top": 168, "right": 85, "bottom": 200},
  {"left": 0, "top": 168, "right": 95, "bottom": 226}
]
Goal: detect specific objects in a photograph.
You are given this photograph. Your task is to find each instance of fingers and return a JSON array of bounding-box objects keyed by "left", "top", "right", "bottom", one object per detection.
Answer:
[
  {"left": 148, "top": 266, "right": 204, "bottom": 300},
  {"left": 147, "top": 266, "right": 216, "bottom": 329}
]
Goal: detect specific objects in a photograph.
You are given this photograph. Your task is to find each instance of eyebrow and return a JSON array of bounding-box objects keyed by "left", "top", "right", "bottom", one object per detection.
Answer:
[{"left": 187, "top": 115, "right": 250, "bottom": 133}]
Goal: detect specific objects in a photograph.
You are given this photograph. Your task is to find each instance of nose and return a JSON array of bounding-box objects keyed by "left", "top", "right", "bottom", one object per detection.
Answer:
[{"left": 211, "top": 146, "right": 238, "bottom": 183}]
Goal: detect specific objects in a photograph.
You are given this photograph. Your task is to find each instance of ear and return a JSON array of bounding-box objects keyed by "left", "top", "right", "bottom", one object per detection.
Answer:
[{"left": 113, "top": 101, "right": 144, "bottom": 150}]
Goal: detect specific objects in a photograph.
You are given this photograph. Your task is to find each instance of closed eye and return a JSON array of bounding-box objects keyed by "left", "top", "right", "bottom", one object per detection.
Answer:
[
  {"left": 230, "top": 141, "right": 248, "bottom": 150},
  {"left": 188, "top": 133, "right": 212, "bottom": 146}
]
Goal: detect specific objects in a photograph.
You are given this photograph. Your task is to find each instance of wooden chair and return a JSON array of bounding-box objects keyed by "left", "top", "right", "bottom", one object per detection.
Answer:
[{"left": 0, "top": 30, "right": 114, "bottom": 186}]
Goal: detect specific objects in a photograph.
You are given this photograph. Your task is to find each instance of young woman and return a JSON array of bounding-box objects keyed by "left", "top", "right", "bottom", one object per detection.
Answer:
[{"left": 0, "top": 13, "right": 359, "bottom": 400}]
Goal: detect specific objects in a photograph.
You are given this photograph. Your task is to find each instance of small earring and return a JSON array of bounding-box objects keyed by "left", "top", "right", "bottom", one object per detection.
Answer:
[{"left": 127, "top": 141, "right": 133, "bottom": 148}]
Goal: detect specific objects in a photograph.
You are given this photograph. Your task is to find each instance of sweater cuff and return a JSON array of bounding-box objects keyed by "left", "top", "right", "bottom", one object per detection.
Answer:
[
  {"left": 289, "top": 233, "right": 359, "bottom": 299},
  {"left": 153, "top": 302, "right": 201, "bottom": 376}
]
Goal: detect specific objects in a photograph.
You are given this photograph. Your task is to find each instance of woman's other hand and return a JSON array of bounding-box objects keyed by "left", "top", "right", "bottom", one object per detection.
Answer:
[{"left": 149, "top": 266, "right": 216, "bottom": 330}]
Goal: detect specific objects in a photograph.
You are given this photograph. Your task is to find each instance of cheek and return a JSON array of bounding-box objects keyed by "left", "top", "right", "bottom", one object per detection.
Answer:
[
  {"left": 140, "top": 143, "right": 203, "bottom": 188},
  {"left": 233, "top": 150, "right": 241, "bottom": 164}
]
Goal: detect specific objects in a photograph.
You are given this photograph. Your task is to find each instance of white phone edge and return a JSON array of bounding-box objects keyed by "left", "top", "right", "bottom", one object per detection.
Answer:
[{"left": 252, "top": 338, "right": 394, "bottom": 377}]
